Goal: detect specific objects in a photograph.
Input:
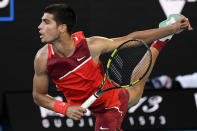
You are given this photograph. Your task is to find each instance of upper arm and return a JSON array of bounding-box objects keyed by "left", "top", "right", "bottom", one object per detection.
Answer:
[
  {"left": 33, "top": 70, "right": 49, "bottom": 96},
  {"left": 87, "top": 34, "right": 135, "bottom": 55},
  {"left": 33, "top": 48, "right": 57, "bottom": 110},
  {"left": 33, "top": 49, "right": 49, "bottom": 97}
]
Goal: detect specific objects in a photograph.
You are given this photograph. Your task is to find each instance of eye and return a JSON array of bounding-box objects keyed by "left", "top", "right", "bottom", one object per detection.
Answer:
[
  {"left": 43, "top": 19, "right": 50, "bottom": 24},
  {"left": 45, "top": 20, "right": 49, "bottom": 24}
]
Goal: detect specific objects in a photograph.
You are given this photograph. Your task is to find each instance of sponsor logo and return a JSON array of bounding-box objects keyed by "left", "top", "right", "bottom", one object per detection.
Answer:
[
  {"left": 159, "top": 0, "right": 197, "bottom": 17},
  {"left": 73, "top": 36, "right": 78, "bottom": 41},
  {"left": 77, "top": 56, "right": 86, "bottom": 62},
  {"left": 99, "top": 126, "right": 109, "bottom": 130},
  {"left": 0, "top": 0, "right": 14, "bottom": 21}
]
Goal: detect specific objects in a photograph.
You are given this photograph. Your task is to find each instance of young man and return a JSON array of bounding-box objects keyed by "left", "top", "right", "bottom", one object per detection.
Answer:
[{"left": 33, "top": 3, "right": 192, "bottom": 131}]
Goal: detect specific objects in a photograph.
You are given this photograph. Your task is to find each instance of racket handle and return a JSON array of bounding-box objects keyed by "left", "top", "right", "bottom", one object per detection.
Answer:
[{"left": 81, "top": 94, "right": 97, "bottom": 109}]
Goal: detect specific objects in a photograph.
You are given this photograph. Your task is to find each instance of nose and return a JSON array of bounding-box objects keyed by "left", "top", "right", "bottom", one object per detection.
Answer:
[{"left": 38, "top": 22, "right": 42, "bottom": 30}]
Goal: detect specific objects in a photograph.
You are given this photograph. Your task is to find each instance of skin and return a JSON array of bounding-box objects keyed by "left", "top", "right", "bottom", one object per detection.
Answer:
[{"left": 33, "top": 13, "right": 193, "bottom": 121}]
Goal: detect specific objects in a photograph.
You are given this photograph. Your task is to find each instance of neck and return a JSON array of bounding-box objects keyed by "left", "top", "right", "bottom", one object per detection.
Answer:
[{"left": 52, "top": 34, "right": 75, "bottom": 57}]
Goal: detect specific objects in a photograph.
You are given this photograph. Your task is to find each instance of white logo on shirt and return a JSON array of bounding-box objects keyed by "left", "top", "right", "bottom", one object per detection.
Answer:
[
  {"left": 99, "top": 126, "right": 109, "bottom": 130},
  {"left": 77, "top": 56, "right": 86, "bottom": 62},
  {"left": 73, "top": 36, "right": 78, "bottom": 41}
]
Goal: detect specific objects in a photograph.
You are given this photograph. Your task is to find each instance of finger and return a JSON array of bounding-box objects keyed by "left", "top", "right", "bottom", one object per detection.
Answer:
[
  {"left": 181, "top": 19, "right": 188, "bottom": 24},
  {"left": 79, "top": 107, "right": 87, "bottom": 113},
  {"left": 180, "top": 21, "right": 190, "bottom": 28},
  {"left": 187, "top": 24, "right": 193, "bottom": 30},
  {"left": 180, "top": 24, "right": 189, "bottom": 30},
  {"left": 181, "top": 23, "right": 193, "bottom": 30},
  {"left": 75, "top": 110, "right": 84, "bottom": 117},
  {"left": 188, "top": 25, "right": 193, "bottom": 30},
  {"left": 187, "top": 20, "right": 193, "bottom": 30},
  {"left": 180, "top": 23, "right": 188, "bottom": 28},
  {"left": 72, "top": 115, "right": 81, "bottom": 120},
  {"left": 71, "top": 113, "right": 82, "bottom": 120},
  {"left": 184, "top": 18, "right": 193, "bottom": 30}
]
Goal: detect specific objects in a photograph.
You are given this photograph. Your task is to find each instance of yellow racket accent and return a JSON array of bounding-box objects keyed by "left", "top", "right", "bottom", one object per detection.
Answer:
[
  {"left": 121, "top": 85, "right": 130, "bottom": 88},
  {"left": 107, "top": 59, "right": 111, "bottom": 68},
  {"left": 100, "top": 74, "right": 107, "bottom": 87},
  {"left": 107, "top": 49, "right": 117, "bottom": 68},
  {"left": 119, "top": 80, "right": 140, "bottom": 88},
  {"left": 111, "top": 49, "right": 117, "bottom": 57},
  {"left": 131, "top": 80, "right": 140, "bottom": 85},
  {"left": 103, "top": 73, "right": 107, "bottom": 82}
]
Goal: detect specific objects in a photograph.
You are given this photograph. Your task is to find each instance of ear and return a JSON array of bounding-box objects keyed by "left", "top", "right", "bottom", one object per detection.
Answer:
[{"left": 58, "top": 24, "right": 67, "bottom": 33}]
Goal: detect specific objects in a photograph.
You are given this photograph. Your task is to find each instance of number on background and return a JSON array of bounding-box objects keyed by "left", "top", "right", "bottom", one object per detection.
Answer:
[
  {"left": 142, "top": 96, "right": 163, "bottom": 113},
  {"left": 128, "top": 97, "right": 147, "bottom": 113}
]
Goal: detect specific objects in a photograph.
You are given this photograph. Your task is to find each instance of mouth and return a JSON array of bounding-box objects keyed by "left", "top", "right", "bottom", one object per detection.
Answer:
[
  {"left": 40, "top": 35, "right": 44, "bottom": 38},
  {"left": 39, "top": 31, "right": 44, "bottom": 38}
]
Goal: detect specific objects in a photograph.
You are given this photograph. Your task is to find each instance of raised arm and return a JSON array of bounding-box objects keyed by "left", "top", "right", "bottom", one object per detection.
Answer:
[
  {"left": 87, "top": 14, "right": 192, "bottom": 57},
  {"left": 112, "top": 14, "right": 192, "bottom": 44}
]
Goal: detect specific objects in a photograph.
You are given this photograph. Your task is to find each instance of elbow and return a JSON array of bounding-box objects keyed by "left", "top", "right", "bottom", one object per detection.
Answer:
[
  {"left": 32, "top": 91, "right": 40, "bottom": 105},
  {"left": 128, "top": 97, "right": 141, "bottom": 108},
  {"left": 133, "top": 97, "right": 141, "bottom": 106}
]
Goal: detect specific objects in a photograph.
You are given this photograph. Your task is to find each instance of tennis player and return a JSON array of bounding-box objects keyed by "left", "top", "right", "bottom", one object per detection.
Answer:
[{"left": 33, "top": 3, "right": 192, "bottom": 131}]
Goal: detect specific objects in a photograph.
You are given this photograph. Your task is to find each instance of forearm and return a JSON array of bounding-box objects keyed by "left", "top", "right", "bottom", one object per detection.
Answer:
[
  {"left": 33, "top": 92, "right": 56, "bottom": 111},
  {"left": 130, "top": 25, "right": 176, "bottom": 43},
  {"left": 33, "top": 92, "right": 70, "bottom": 116}
]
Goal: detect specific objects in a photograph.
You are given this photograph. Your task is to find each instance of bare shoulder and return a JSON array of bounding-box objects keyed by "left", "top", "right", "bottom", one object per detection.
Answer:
[
  {"left": 86, "top": 36, "right": 113, "bottom": 45},
  {"left": 34, "top": 45, "right": 48, "bottom": 75},
  {"left": 86, "top": 36, "right": 114, "bottom": 54},
  {"left": 86, "top": 35, "right": 126, "bottom": 54}
]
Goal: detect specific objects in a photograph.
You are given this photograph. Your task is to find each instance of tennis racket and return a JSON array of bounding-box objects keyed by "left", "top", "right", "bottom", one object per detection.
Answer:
[{"left": 81, "top": 39, "right": 152, "bottom": 109}]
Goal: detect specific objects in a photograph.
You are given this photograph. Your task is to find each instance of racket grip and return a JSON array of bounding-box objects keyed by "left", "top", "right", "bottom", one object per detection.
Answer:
[{"left": 81, "top": 94, "right": 97, "bottom": 109}]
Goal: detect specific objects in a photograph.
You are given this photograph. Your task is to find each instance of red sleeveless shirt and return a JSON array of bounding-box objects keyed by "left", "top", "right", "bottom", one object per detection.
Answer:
[{"left": 47, "top": 31, "right": 122, "bottom": 108}]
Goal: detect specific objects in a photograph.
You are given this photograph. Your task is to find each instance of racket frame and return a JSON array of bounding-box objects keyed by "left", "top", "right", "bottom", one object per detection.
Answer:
[{"left": 81, "top": 39, "right": 152, "bottom": 109}]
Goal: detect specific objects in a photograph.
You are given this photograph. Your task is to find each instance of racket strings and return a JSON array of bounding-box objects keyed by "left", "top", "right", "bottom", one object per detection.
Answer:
[
  {"left": 110, "top": 63, "right": 122, "bottom": 82},
  {"left": 108, "top": 41, "right": 151, "bottom": 86},
  {"left": 130, "top": 51, "right": 151, "bottom": 82}
]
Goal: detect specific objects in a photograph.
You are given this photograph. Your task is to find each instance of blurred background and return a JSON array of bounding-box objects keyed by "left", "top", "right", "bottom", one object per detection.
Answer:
[{"left": 0, "top": 0, "right": 197, "bottom": 131}]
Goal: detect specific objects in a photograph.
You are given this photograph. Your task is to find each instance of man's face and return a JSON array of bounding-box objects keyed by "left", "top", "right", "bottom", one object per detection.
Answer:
[{"left": 38, "top": 13, "right": 60, "bottom": 43}]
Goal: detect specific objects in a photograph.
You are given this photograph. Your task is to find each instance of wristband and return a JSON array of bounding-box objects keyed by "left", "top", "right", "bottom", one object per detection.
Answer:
[
  {"left": 151, "top": 40, "right": 168, "bottom": 52},
  {"left": 53, "top": 100, "right": 70, "bottom": 116}
]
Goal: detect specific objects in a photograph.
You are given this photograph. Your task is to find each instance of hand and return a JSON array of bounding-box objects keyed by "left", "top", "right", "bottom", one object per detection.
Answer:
[
  {"left": 66, "top": 105, "right": 87, "bottom": 120},
  {"left": 173, "top": 14, "right": 193, "bottom": 34}
]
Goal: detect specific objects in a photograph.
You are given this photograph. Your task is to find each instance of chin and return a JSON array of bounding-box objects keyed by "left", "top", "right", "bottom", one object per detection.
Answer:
[
  {"left": 41, "top": 39, "right": 46, "bottom": 43},
  {"left": 41, "top": 37, "right": 57, "bottom": 44},
  {"left": 41, "top": 39, "right": 49, "bottom": 44}
]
